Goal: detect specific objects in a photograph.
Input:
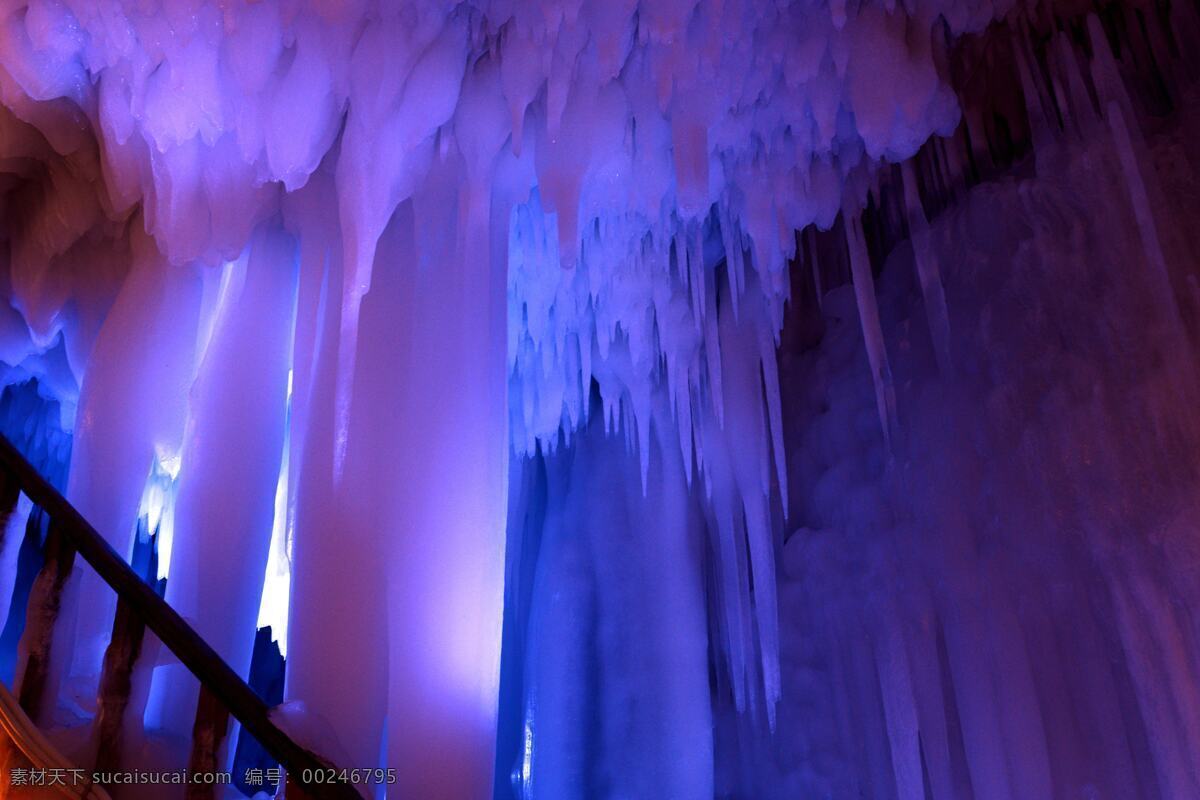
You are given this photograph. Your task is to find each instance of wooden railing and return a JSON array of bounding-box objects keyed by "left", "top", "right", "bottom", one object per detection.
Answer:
[{"left": 0, "top": 435, "right": 362, "bottom": 799}]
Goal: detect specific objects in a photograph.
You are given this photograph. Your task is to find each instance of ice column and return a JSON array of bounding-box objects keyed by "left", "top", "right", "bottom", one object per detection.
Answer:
[
  {"left": 845, "top": 212, "right": 898, "bottom": 452},
  {"left": 285, "top": 203, "right": 394, "bottom": 776},
  {"left": 287, "top": 150, "right": 509, "bottom": 796},
  {"left": 381, "top": 152, "right": 508, "bottom": 800},
  {"left": 901, "top": 160, "right": 953, "bottom": 375},
  {"left": 145, "top": 227, "right": 297, "bottom": 743}
]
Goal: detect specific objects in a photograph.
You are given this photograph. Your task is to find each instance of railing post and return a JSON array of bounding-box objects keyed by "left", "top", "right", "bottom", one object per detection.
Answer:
[
  {"left": 186, "top": 684, "right": 230, "bottom": 798},
  {"left": 13, "top": 517, "right": 76, "bottom": 723},
  {"left": 92, "top": 597, "right": 147, "bottom": 773}
]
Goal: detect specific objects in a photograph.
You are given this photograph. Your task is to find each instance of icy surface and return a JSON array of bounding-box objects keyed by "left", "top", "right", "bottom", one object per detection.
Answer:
[
  {"left": 0, "top": 0, "right": 990, "bottom": 761},
  {"left": 2, "top": 0, "right": 1198, "bottom": 797},
  {"left": 723, "top": 78, "right": 1200, "bottom": 799}
]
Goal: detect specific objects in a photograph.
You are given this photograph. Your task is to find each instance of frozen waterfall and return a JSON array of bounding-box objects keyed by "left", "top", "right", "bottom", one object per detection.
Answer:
[{"left": 0, "top": 0, "right": 1198, "bottom": 798}]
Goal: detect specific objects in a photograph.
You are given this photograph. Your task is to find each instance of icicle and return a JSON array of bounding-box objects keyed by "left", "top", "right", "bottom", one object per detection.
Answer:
[
  {"left": 1013, "top": 23, "right": 1055, "bottom": 153},
  {"left": 678, "top": 391, "right": 695, "bottom": 487},
  {"left": 635, "top": 390, "right": 652, "bottom": 494},
  {"left": 720, "top": 205, "right": 744, "bottom": 321},
  {"left": 1108, "top": 576, "right": 1200, "bottom": 798},
  {"left": 876, "top": 621, "right": 924, "bottom": 800},
  {"left": 711, "top": 296, "right": 783, "bottom": 727},
  {"left": 940, "top": 130, "right": 969, "bottom": 196},
  {"left": 681, "top": 229, "right": 702, "bottom": 334},
  {"left": 941, "top": 603, "right": 1018, "bottom": 800},
  {"left": 757, "top": 325, "right": 788, "bottom": 515},
  {"left": 1087, "top": 15, "right": 1138, "bottom": 131},
  {"left": 703, "top": 265, "right": 725, "bottom": 428},
  {"left": 928, "top": 146, "right": 949, "bottom": 211},
  {"left": 1054, "top": 33, "right": 1093, "bottom": 136},
  {"left": 1104, "top": 99, "right": 1187, "bottom": 342},
  {"left": 808, "top": 228, "right": 824, "bottom": 309},
  {"left": 901, "top": 160, "right": 953, "bottom": 376},
  {"left": 691, "top": 222, "right": 706, "bottom": 328},
  {"left": 900, "top": 600, "right": 958, "bottom": 800},
  {"left": 711, "top": 479, "right": 750, "bottom": 712},
  {"left": 845, "top": 212, "right": 897, "bottom": 453},
  {"left": 1048, "top": 66, "right": 1072, "bottom": 134},
  {"left": 939, "top": 134, "right": 965, "bottom": 202}
]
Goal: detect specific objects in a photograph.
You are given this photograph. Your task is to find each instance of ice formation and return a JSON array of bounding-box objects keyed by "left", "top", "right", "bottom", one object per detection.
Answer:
[
  {"left": 0, "top": 0, "right": 1198, "bottom": 797},
  {"left": 741, "top": 82, "right": 1200, "bottom": 796}
]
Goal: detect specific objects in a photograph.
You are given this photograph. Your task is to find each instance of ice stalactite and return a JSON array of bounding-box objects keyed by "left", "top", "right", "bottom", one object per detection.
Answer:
[
  {"left": 331, "top": 12, "right": 468, "bottom": 478},
  {"left": 145, "top": 226, "right": 296, "bottom": 745},
  {"left": 843, "top": 210, "right": 897, "bottom": 452},
  {"left": 901, "top": 159, "right": 953, "bottom": 375},
  {"left": 710, "top": 289, "right": 785, "bottom": 724},
  {"left": 1103, "top": 96, "right": 1188, "bottom": 340},
  {"left": 874, "top": 620, "right": 922, "bottom": 800},
  {"left": 1070, "top": 14, "right": 1190, "bottom": 352},
  {"left": 1013, "top": 21, "right": 1055, "bottom": 154},
  {"left": 1109, "top": 571, "right": 1200, "bottom": 799},
  {"left": 506, "top": 190, "right": 792, "bottom": 740}
]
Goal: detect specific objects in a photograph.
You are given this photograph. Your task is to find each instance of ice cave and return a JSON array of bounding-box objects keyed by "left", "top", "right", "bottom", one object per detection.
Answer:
[{"left": 0, "top": 0, "right": 1196, "bottom": 797}]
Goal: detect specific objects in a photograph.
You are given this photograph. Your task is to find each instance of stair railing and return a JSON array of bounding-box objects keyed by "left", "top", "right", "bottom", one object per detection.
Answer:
[{"left": 0, "top": 434, "right": 362, "bottom": 799}]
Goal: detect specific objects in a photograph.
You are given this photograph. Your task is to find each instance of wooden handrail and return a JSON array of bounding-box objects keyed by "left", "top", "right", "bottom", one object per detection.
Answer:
[{"left": 0, "top": 435, "right": 363, "bottom": 799}]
